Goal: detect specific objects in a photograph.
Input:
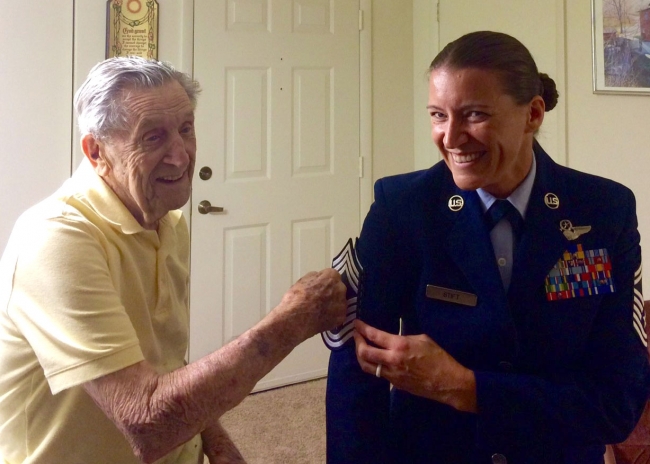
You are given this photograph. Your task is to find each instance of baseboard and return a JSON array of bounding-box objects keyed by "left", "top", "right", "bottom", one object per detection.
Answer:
[{"left": 252, "top": 368, "right": 328, "bottom": 393}]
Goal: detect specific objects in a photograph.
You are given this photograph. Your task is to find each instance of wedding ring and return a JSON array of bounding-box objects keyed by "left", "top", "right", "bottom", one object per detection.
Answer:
[{"left": 375, "top": 363, "right": 383, "bottom": 378}]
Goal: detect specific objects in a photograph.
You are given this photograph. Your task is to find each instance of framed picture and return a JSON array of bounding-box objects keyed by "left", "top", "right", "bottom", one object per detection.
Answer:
[
  {"left": 591, "top": 0, "right": 650, "bottom": 95},
  {"left": 106, "top": 0, "right": 159, "bottom": 60}
]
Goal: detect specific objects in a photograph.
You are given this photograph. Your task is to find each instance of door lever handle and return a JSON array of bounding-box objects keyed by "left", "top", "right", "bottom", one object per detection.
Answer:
[{"left": 198, "top": 200, "right": 224, "bottom": 214}]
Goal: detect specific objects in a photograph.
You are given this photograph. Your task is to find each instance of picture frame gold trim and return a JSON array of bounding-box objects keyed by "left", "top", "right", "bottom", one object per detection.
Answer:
[
  {"left": 106, "top": 0, "right": 159, "bottom": 60},
  {"left": 591, "top": 0, "right": 650, "bottom": 95}
]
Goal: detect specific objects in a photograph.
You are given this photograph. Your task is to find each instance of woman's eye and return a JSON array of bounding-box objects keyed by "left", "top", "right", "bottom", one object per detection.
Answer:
[{"left": 467, "top": 111, "right": 487, "bottom": 120}]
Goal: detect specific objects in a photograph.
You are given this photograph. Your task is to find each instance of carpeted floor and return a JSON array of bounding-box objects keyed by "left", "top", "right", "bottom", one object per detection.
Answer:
[
  {"left": 219, "top": 378, "right": 327, "bottom": 463},
  {"left": 217, "top": 377, "right": 619, "bottom": 464}
]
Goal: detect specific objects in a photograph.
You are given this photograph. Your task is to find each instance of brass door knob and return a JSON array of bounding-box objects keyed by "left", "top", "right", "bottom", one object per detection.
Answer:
[
  {"left": 198, "top": 200, "right": 224, "bottom": 214},
  {"left": 199, "top": 166, "right": 212, "bottom": 180}
]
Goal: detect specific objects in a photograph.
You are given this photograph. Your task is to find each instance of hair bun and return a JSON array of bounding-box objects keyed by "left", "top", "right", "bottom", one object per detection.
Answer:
[{"left": 539, "top": 73, "right": 558, "bottom": 112}]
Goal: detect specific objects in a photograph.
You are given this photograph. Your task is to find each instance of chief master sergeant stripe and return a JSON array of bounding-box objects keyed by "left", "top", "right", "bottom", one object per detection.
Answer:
[{"left": 633, "top": 262, "right": 646, "bottom": 347}]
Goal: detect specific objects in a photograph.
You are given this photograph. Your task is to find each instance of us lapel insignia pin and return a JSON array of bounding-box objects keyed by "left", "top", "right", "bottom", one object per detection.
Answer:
[
  {"left": 544, "top": 193, "right": 559, "bottom": 209},
  {"left": 448, "top": 195, "right": 464, "bottom": 212},
  {"left": 560, "top": 219, "right": 592, "bottom": 241}
]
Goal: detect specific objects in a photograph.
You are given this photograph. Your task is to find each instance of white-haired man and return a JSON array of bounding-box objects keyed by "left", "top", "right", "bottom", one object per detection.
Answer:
[{"left": 0, "top": 57, "right": 347, "bottom": 464}]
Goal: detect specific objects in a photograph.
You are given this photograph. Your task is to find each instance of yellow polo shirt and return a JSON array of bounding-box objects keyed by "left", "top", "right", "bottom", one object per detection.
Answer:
[{"left": 0, "top": 160, "right": 202, "bottom": 463}]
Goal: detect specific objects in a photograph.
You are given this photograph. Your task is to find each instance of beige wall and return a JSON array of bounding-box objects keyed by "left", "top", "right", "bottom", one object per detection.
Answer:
[
  {"left": 565, "top": 1, "right": 649, "bottom": 280},
  {"left": 371, "top": 1, "right": 415, "bottom": 185},
  {"left": 0, "top": 0, "right": 73, "bottom": 253}
]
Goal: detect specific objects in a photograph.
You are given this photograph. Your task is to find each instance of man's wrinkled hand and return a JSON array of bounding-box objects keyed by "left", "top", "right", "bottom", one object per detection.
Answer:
[
  {"left": 202, "top": 421, "right": 247, "bottom": 464},
  {"left": 279, "top": 268, "right": 347, "bottom": 338}
]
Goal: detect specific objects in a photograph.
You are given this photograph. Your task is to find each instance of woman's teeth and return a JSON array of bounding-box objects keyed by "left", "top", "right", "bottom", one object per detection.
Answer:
[{"left": 451, "top": 152, "right": 483, "bottom": 163}]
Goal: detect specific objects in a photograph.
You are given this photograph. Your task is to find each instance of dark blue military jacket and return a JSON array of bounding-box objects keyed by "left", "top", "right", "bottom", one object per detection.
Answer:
[{"left": 326, "top": 144, "right": 649, "bottom": 464}]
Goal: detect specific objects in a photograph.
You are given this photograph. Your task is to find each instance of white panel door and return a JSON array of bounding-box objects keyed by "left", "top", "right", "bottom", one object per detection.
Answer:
[{"left": 190, "top": 0, "right": 361, "bottom": 390}]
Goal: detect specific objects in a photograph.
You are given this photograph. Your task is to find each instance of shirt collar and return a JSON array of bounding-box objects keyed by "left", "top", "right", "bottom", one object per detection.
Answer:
[
  {"left": 476, "top": 151, "right": 536, "bottom": 220},
  {"left": 69, "top": 159, "right": 182, "bottom": 234}
]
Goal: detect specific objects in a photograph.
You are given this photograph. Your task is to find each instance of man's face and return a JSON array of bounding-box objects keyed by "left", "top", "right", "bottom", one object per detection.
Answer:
[
  {"left": 94, "top": 81, "right": 196, "bottom": 229},
  {"left": 427, "top": 67, "right": 543, "bottom": 198}
]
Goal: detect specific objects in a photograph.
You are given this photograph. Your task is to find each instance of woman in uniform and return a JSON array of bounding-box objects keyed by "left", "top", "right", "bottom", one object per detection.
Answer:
[{"left": 325, "top": 31, "right": 649, "bottom": 464}]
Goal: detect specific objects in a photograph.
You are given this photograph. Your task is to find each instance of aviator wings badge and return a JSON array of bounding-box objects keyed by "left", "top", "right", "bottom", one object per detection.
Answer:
[{"left": 560, "top": 219, "right": 592, "bottom": 241}]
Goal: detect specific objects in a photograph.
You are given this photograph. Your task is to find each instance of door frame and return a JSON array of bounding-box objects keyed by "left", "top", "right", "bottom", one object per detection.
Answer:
[{"left": 358, "top": 0, "right": 373, "bottom": 221}]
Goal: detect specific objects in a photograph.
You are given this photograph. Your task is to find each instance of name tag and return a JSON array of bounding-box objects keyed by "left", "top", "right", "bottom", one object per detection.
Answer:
[{"left": 426, "top": 285, "right": 477, "bottom": 307}]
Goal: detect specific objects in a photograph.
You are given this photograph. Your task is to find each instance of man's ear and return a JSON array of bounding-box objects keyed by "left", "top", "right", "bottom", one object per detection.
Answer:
[
  {"left": 81, "top": 134, "right": 111, "bottom": 176},
  {"left": 525, "top": 95, "right": 545, "bottom": 133}
]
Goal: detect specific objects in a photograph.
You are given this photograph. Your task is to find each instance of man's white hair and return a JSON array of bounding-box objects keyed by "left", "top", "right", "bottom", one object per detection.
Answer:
[{"left": 74, "top": 56, "right": 201, "bottom": 139}]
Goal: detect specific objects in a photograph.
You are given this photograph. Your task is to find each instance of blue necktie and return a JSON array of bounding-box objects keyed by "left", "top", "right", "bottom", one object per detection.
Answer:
[{"left": 485, "top": 199, "right": 523, "bottom": 239}]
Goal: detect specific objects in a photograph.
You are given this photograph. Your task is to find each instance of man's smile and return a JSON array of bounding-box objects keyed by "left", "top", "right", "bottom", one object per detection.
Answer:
[{"left": 157, "top": 172, "right": 186, "bottom": 183}]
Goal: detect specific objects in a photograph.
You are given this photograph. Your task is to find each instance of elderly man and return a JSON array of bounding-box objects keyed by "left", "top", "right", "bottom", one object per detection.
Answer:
[{"left": 0, "top": 57, "right": 347, "bottom": 463}]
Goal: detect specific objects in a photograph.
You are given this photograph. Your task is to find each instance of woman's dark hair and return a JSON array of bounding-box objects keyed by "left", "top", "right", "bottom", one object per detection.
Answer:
[{"left": 429, "top": 31, "right": 558, "bottom": 112}]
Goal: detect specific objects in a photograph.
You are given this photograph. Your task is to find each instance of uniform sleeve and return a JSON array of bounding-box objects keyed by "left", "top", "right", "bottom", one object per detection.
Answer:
[
  {"left": 474, "top": 188, "right": 650, "bottom": 448},
  {"left": 7, "top": 213, "right": 144, "bottom": 394},
  {"left": 326, "top": 180, "right": 406, "bottom": 464}
]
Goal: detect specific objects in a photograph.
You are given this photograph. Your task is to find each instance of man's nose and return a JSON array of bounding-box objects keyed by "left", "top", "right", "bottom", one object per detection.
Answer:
[
  {"left": 442, "top": 119, "right": 468, "bottom": 148},
  {"left": 165, "top": 133, "right": 190, "bottom": 167}
]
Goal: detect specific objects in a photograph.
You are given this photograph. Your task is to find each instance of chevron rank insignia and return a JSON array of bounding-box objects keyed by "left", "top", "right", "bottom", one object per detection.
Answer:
[
  {"left": 322, "top": 238, "right": 363, "bottom": 350},
  {"left": 633, "top": 262, "right": 646, "bottom": 347},
  {"left": 544, "top": 244, "right": 615, "bottom": 301}
]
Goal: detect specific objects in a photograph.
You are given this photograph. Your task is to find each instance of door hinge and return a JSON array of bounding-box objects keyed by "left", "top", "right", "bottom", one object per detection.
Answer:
[
  {"left": 358, "top": 157, "right": 364, "bottom": 178},
  {"left": 359, "top": 9, "right": 364, "bottom": 31}
]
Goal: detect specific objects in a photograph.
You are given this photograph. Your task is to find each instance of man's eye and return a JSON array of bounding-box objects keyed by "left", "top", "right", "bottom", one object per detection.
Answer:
[
  {"left": 429, "top": 111, "right": 446, "bottom": 119},
  {"left": 144, "top": 133, "right": 162, "bottom": 143}
]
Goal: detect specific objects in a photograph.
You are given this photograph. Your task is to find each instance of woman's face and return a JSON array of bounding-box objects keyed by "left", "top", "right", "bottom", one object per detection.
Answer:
[{"left": 427, "top": 67, "right": 544, "bottom": 198}]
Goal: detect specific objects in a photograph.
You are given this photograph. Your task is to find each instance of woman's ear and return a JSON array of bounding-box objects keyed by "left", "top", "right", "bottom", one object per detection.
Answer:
[{"left": 526, "top": 95, "right": 545, "bottom": 133}]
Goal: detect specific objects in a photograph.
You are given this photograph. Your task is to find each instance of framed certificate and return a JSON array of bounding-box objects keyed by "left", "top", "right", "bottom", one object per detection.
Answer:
[{"left": 106, "top": 0, "right": 159, "bottom": 60}]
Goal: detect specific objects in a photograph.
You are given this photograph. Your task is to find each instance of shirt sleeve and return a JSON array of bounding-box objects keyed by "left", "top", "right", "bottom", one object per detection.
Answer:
[{"left": 7, "top": 211, "right": 144, "bottom": 394}]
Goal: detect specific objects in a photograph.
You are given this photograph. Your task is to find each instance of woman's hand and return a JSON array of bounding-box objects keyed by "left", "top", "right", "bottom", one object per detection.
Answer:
[{"left": 353, "top": 319, "right": 478, "bottom": 413}]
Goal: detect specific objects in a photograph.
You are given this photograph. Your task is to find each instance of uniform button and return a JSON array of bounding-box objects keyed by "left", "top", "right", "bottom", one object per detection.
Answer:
[
  {"left": 497, "top": 257, "right": 507, "bottom": 267},
  {"left": 498, "top": 361, "right": 513, "bottom": 372},
  {"left": 491, "top": 453, "right": 507, "bottom": 464}
]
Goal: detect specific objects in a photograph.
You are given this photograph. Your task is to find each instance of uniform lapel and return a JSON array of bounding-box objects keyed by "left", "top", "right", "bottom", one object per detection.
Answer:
[
  {"left": 445, "top": 188, "right": 508, "bottom": 308},
  {"left": 509, "top": 146, "right": 571, "bottom": 305}
]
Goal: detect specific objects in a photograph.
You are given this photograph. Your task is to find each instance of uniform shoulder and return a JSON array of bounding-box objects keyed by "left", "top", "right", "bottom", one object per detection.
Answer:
[
  {"left": 374, "top": 161, "right": 450, "bottom": 203},
  {"left": 533, "top": 144, "right": 634, "bottom": 216},
  {"left": 555, "top": 163, "right": 634, "bottom": 200}
]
